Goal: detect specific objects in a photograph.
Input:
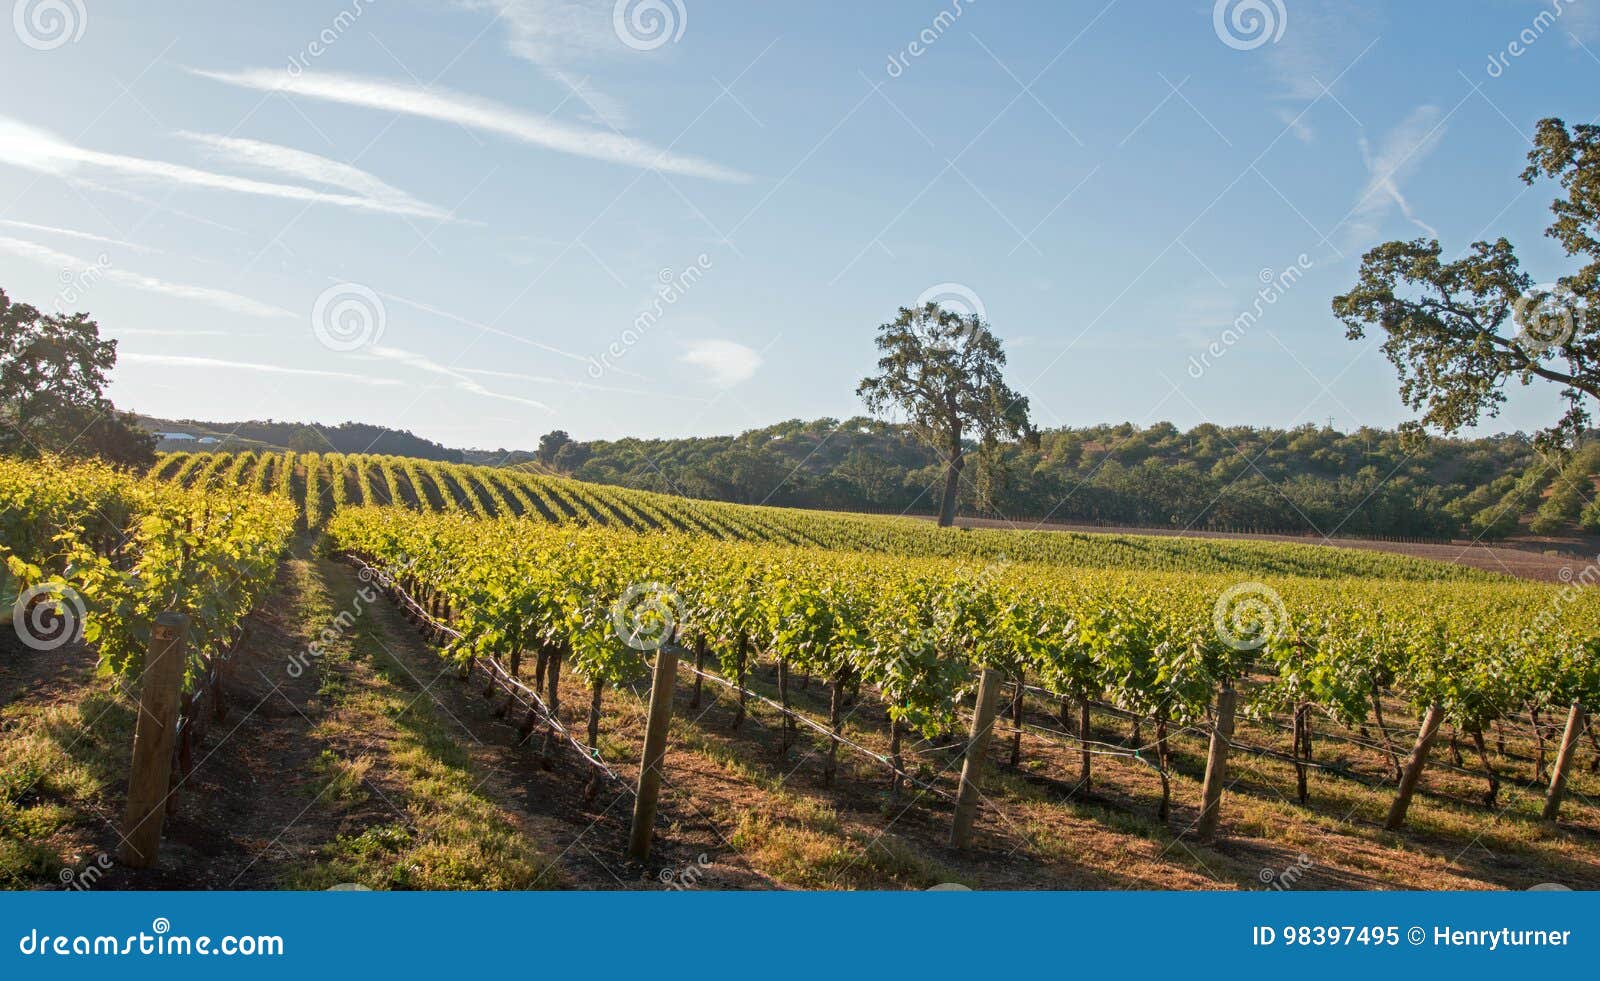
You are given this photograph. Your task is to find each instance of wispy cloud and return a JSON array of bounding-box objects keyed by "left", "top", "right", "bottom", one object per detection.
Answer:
[
  {"left": 190, "top": 68, "right": 749, "bottom": 183},
  {"left": 0, "top": 116, "right": 458, "bottom": 219},
  {"left": 1261, "top": 1, "right": 1381, "bottom": 142},
  {"left": 0, "top": 235, "right": 293, "bottom": 319},
  {"left": 177, "top": 132, "right": 458, "bottom": 221},
  {"left": 0, "top": 219, "right": 154, "bottom": 252},
  {"left": 456, "top": 1, "right": 637, "bottom": 127},
  {"left": 1348, "top": 105, "right": 1445, "bottom": 246},
  {"left": 120, "top": 353, "right": 400, "bottom": 385},
  {"left": 680, "top": 339, "right": 762, "bottom": 387},
  {"left": 364, "top": 345, "right": 553, "bottom": 410}
]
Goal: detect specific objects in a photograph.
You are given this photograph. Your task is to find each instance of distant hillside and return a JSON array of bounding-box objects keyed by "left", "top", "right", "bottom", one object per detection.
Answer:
[
  {"left": 137, "top": 416, "right": 462, "bottom": 462},
  {"left": 530, "top": 418, "right": 1600, "bottom": 542}
]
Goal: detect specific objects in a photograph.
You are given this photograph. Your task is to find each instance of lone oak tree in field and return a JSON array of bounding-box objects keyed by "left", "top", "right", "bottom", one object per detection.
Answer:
[
  {"left": 1333, "top": 118, "right": 1599, "bottom": 453},
  {"left": 858, "top": 302, "right": 1031, "bottom": 527},
  {"left": 0, "top": 287, "right": 153, "bottom": 467}
]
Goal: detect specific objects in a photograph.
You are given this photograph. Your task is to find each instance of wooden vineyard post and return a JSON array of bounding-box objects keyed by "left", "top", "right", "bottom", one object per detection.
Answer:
[
  {"left": 628, "top": 646, "right": 679, "bottom": 862},
  {"left": 118, "top": 613, "right": 189, "bottom": 869},
  {"left": 1542, "top": 701, "right": 1588, "bottom": 821},
  {"left": 949, "top": 667, "right": 1004, "bottom": 850},
  {"left": 1384, "top": 701, "right": 1445, "bottom": 831},
  {"left": 1195, "top": 681, "right": 1236, "bottom": 842}
]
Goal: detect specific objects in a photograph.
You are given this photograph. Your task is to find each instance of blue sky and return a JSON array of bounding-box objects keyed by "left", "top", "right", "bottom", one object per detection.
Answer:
[{"left": 2, "top": 0, "right": 1597, "bottom": 449}]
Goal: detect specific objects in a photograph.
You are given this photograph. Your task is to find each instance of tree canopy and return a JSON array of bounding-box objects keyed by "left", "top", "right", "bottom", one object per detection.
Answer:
[
  {"left": 1333, "top": 117, "right": 1599, "bottom": 453},
  {"left": 0, "top": 288, "right": 153, "bottom": 467},
  {"left": 857, "top": 302, "right": 1032, "bottom": 526}
]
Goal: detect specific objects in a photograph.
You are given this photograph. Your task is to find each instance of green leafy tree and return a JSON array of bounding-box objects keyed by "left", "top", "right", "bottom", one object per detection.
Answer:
[
  {"left": 0, "top": 288, "right": 153, "bottom": 467},
  {"left": 857, "top": 302, "right": 1031, "bottom": 527},
  {"left": 537, "top": 429, "right": 573, "bottom": 466},
  {"left": 1333, "top": 118, "right": 1599, "bottom": 453}
]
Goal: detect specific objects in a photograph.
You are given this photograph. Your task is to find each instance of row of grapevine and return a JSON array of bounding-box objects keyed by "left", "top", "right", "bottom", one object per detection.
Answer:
[
  {"left": 1, "top": 457, "right": 295, "bottom": 685},
  {"left": 155, "top": 452, "right": 1501, "bottom": 582},
  {"left": 324, "top": 507, "right": 1600, "bottom": 831}
]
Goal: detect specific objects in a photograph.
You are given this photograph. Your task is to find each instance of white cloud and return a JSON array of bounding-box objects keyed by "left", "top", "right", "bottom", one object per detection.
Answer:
[
  {"left": 120, "top": 353, "right": 401, "bottom": 385},
  {"left": 455, "top": 2, "right": 639, "bottom": 127},
  {"left": 0, "top": 219, "right": 154, "bottom": 252},
  {"left": 0, "top": 235, "right": 293, "bottom": 319},
  {"left": 190, "top": 68, "right": 748, "bottom": 183},
  {"left": 177, "top": 132, "right": 457, "bottom": 221},
  {"left": 1347, "top": 105, "right": 1445, "bottom": 246},
  {"left": 364, "top": 345, "right": 552, "bottom": 410},
  {"left": 679, "top": 339, "right": 761, "bottom": 387},
  {"left": 0, "top": 116, "right": 463, "bottom": 220}
]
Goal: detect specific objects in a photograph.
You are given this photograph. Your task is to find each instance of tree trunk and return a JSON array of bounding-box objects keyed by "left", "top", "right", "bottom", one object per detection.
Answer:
[
  {"left": 689, "top": 638, "right": 706, "bottom": 710},
  {"left": 936, "top": 441, "right": 964, "bottom": 528},
  {"left": 888, "top": 715, "right": 904, "bottom": 798},
  {"left": 584, "top": 678, "right": 605, "bottom": 804},
  {"left": 540, "top": 648, "right": 562, "bottom": 765},
  {"left": 731, "top": 634, "right": 748, "bottom": 730},
  {"left": 1470, "top": 728, "right": 1499, "bottom": 808},
  {"left": 1531, "top": 705, "right": 1548, "bottom": 783},
  {"left": 824, "top": 670, "right": 846, "bottom": 787},
  {"left": 777, "top": 658, "right": 792, "bottom": 757},
  {"left": 1008, "top": 675, "right": 1025, "bottom": 767},
  {"left": 1078, "top": 696, "right": 1093, "bottom": 791},
  {"left": 1371, "top": 685, "right": 1403, "bottom": 782}
]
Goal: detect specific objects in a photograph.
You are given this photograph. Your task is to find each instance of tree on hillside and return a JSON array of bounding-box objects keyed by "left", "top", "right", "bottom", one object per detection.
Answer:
[
  {"left": 1333, "top": 117, "right": 1599, "bottom": 454},
  {"left": 857, "top": 302, "right": 1032, "bottom": 527},
  {"left": 537, "top": 429, "right": 573, "bottom": 465},
  {"left": 0, "top": 288, "right": 153, "bottom": 467}
]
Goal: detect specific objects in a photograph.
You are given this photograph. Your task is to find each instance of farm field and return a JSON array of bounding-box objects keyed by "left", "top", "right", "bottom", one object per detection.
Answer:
[{"left": 4, "top": 456, "right": 1598, "bottom": 891}]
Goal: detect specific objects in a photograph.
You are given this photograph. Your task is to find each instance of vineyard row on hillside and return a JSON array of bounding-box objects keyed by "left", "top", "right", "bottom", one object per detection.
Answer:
[
  {"left": 325, "top": 507, "right": 1600, "bottom": 828},
  {"left": 153, "top": 451, "right": 1506, "bottom": 583}
]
